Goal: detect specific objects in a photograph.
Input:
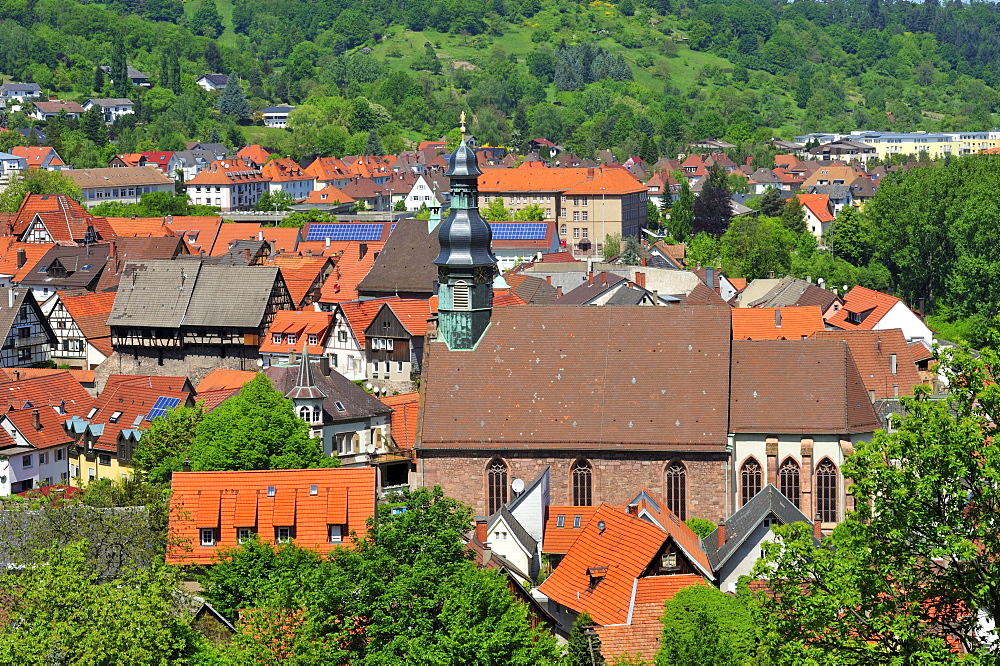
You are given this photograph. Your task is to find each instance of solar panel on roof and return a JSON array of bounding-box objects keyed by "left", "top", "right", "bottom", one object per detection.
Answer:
[
  {"left": 490, "top": 222, "right": 547, "bottom": 241},
  {"left": 305, "top": 224, "right": 384, "bottom": 242},
  {"left": 145, "top": 396, "right": 181, "bottom": 421}
]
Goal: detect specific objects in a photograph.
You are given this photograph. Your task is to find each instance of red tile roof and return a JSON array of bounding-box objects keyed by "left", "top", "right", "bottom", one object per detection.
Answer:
[
  {"left": 384, "top": 300, "right": 431, "bottom": 336},
  {"left": 259, "top": 310, "right": 332, "bottom": 356},
  {"left": 166, "top": 468, "right": 376, "bottom": 565},
  {"left": 237, "top": 145, "right": 272, "bottom": 166},
  {"left": 811, "top": 329, "right": 923, "bottom": 400},
  {"left": 163, "top": 216, "right": 224, "bottom": 253},
  {"left": 4, "top": 407, "right": 74, "bottom": 448},
  {"left": 303, "top": 157, "right": 350, "bottom": 183},
  {"left": 105, "top": 217, "right": 173, "bottom": 237},
  {"left": 826, "top": 286, "right": 912, "bottom": 332},
  {"left": 186, "top": 158, "right": 267, "bottom": 186},
  {"left": 303, "top": 185, "right": 355, "bottom": 205},
  {"left": 318, "top": 241, "right": 384, "bottom": 304},
  {"left": 542, "top": 506, "right": 602, "bottom": 554},
  {"left": 0, "top": 239, "right": 54, "bottom": 282},
  {"left": 195, "top": 368, "right": 259, "bottom": 393},
  {"left": 0, "top": 367, "right": 93, "bottom": 385},
  {"left": 0, "top": 371, "right": 93, "bottom": 413},
  {"left": 336, "top": 297, "right": 398, "bottom": 349},
  {"left": 12, "top": 193, "right": 114, "bottom": 242},
  {"left": 88, "top": 383, "right": 190, "bottom": 451},
  {"left": 478, "top": 167, "right": 644, "bottom": 196},
  {"left": 797, "top": 194, "right": 834, "bottom": 223},
  {"left": 268, "top": 255, "right": 332, "bottom": 307},
  {"left": 261, "top": 157, "right": 312, "bottom": 183},
  {"left": 59, "top": 291, "right": 117, "bottom": 357},
  {"left": 731, "top": 306, "right": 825, "bottom": 340},
  {"left": 539, "top": 251, "right": 580, "bottom": 263},
  {"left": 11, "top": 146, "right": 66, "bottom": 168},
  {"left": 379, "top": 392, "right": 419, "bottom": 452}
]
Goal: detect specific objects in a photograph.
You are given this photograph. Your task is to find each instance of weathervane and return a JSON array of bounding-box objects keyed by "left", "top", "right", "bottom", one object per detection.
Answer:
[{"left": 459, "top": 111, "right": 466, "bottom": 133}]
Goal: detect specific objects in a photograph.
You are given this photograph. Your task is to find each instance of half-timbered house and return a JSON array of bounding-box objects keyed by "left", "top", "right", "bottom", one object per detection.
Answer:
[
  {"left": 0, "top": 288, "right": 57, "bottom": 367},
  {"left": 363, "top": 300, "right": 430, "bottom": 386}
]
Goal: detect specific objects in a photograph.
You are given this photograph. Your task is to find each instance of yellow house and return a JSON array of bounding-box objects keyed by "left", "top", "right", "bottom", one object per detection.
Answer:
[{"left": 65, "top": 377, "right": 193, "bottom": 486}]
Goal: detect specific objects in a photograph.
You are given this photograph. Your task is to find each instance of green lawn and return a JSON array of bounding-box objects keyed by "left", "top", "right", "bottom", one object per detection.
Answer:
[{"left": 242, "top": 125, "right": 292, "bottom": 147}]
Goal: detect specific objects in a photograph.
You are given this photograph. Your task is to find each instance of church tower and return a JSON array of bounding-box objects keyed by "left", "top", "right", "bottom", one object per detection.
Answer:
[{"left": 434, "top": 118, "right": 498, "bottom": 351}]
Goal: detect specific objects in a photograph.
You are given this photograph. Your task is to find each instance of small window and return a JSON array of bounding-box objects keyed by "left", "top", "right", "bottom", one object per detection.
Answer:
[
  {"left": 38, "top": 452, "right": 47, "bottom": 465},
  {"left": 573, "top": 515, "right": 582, "bottom": 528},
  {"left": 556, "top": 514, "right": 565, "bottom": 528},
  {"left": 267, "top": 486, "right": 276, "bottom": 497},
  {"left": 22, "top": 455, "right": 32, "bottom": 468},
  {"left": 310, "top": 484, "right": 318, "bottom": 496},
  {"left": 109, "top": 411, "right": 123, "bottom": 424},
  {"left": 201, "top": 529, "right": 216, "bottom": 546},
  {"left": 56, "top": 448, "right": 64, "bottom": 461},
  {"left": 338, "top": 330, "right": 348, "bottom": 342},
  {"left": 272, "top": 333, "right": 281, "bottom": 343},
  {"left": 276, "top": 527, "right": 292, "bottom": 543},
  {"left": 287, "top": 333, "right": 296, "bottom": 345},
  {"left": 661, "top": 552, "right": 678, "bottom": 571},
  {"left": 237, "top": 528, "right": 253, "bottom": 543},
  {"left": 335, "top": 401, "right": 346, "bottom": 412},
  {"left": 308, "top": 334, "right": 318, "bottom": 345},
  {"left": 98, "top": 454, "right": 111, "bottom": 466},
  {"left": 328, "top": 524, "right": 343, "bottom": 543},
  {"left": 86, "top": 407, "right": 98, "bottom": 419}
]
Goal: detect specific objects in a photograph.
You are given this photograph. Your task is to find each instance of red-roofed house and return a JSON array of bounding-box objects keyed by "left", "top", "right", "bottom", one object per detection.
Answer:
[
  {"left": 316, "top": 241, "right": 384, "bottom": 306},
  {"left": 731, "top": 306, "right": 825, "bottom": 340},
  {"left": 0, "top": 406, "right": 77, "bottom": 493},
  {"left": 326, "top": 297, "right": 396, "bottom": 380},
  {"left": 44, "top": 291, "right": 116, "bottom": 369},
  {"left": 378, "top": 392, "right": 419, "bottom": 453},
  {"left": 826, "top": 286, "right": 934, "bottom": 344},
  {"left": 237, "top": 145, "right": 272, "bottom": 168},
  {"left": 537, "top": 500, "right": 712, "bottom": 661},
  {"left": 166, "top": 467, "right": 376, "bottom": 565},
  {"left": 362, "top": 300, "right": 431, "bottom": 385},
  {"left": 302, "top": 185, "right": 355, "bottom": 209},
  {"left": 11, "top": 146, "right": 66, "bottom": 170},
  {"left": 12, "top": 193, "right": 114, "bottom": 244},
  {"left": 186, "top": 158, "right": 269, "bottom": 211},
  {"left": 261, "top": 157, "right": 315, "bottom": 201},
  {"left": 260, "top": 310, "right": 333, "bottom": 365},
  {"left": 268, "top": 255, "right": 334, "bottom": 307},
  {"left": 797, "top": 193, "right": 835, "bottom": 241},
  {"left": 303, "top": 157, "right": 352, "bottom": 190}
]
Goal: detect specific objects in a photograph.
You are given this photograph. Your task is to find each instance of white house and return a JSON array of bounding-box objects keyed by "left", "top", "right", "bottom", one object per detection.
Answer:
[
  {"left": 0, "top": 289, "right": 57, "bottom": 368},
  {"left": 196, "top": 74, "right": 228, "bottom": 92},
  {"left": 261, "top": 157, "right": 315, "bottom": 201},
  {"left": 82, "top": 98, "right": 134, "bottom": 123},
  {"left": 828, "top": 286, "right": 935, "bottom": 345},
  {"left": 31, "top": 100, "right": 84, "bottom": 121},
  {"left": 0, "top": 408, "right": 73, "bottom": 494},
  {"left": 484, "top": 468, "right": 549, "bottom": 580},
  {"left": 262, "top": 106, "right": 295, "bottom": 128},
  {"left": 403, "top": 174, "right": 446, "bottom": 211},
  {"left": 0, "top": 82, "right": 42, "bottom": 103},
  {"left": 66, "top": 167, "right": 175, "bottom": 206},
  {"left": 185, "top": 158, "right": 269, "bottom": 211},
  {"left": 0, "top": 151, "right": 26, "bottom": 185},
  {"left": 326, "top": 301, "right": 374, "bottom": 381}
]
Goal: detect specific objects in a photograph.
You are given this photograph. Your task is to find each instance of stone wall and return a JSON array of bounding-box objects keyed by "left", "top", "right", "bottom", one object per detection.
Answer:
[
  {"left": 95, "top": 346, "right": 262, "bottom": 392},
  {"left": 417, "top": 449, "right": 731, "bottom": 523}
]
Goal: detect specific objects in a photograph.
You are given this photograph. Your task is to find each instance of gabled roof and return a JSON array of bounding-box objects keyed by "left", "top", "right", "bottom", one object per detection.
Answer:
[
  {"left": 0, "top": 288, "right": 56, "bottom": 347},
  {"left": 811, "top": 329, "right": 923, "bottom": 400},
  {"left": 268, "top": 254, "right": 331, "bottom": 306},
  {"left": 164, "top": 216, "right": 224, "bottom": 254},
  {"left": 0, "top": 240, "right": 54, "bottom": 282},
  {"left": 731, "top": 306, "right": 825, "bottom": 340},
  {"left": 702, "top": 484, "right": 811, "bottom": 570},
  {"left": 334, "top": 297, "right": 398, "bottom": 349},
  {"left": 259, "top": 310, "right": 332, "bottom": 356},
  {"left": 302, "top": 185, "right": 355, "bottom": 205},
  {"left": 372, "top": 300, "right": 432, "bottom": 337},
  {"left": 318, "top": 241, "right": 385, "bottom": 304},
  {"left": 33, "top": 100, "right": 84, "bottom": 114},
  {"left": 3, "top": 407, "right": 74, "bottom": 449},
  {"left": 542, "top": 506, "right": 602, "bottom": 555},
  {"left": 59, "top": 291, "right": 117, "bottom": 356},
  {"left": 797, "top": 194, "right": 834, "bottom": 223},
  {"left": 186, "top": 158, "right": 267, "bottom": 186},
  {"left": 12, "top": 193, "right": 113, "bottom": 242},
  {"left": 488, "top": 506, "right": 537, "bottom": 557},
  {"left": 194, "top": 368, "right": 258, "bottom": 393},
  {"left": 10, "top": 146, "right": 64, "bottom": 168},
  {"left": 197, "top": 73, "right": 229, "bottom": 86},
  {"left": 556, "top": 272, "right": 628, "bottom": 305},
  {"left": 166, "top": 468, "right": 376, "bottom": 565},
  {"left": 84, "top": 383, "right": 191, "bottom": 451},
  {"left": 742, "top": 276, "right": 840, "bottom": 312},
  {"left": 261, "top": 157, "right": 312, "bottom": 183},
  {"left": 730, "top": 339, "right": 880, "bottom": 434},
  {"left": 826, "top": 286, "right": 914, "bottom": 332},
  {"left": 65, "top": 166, "right": 173, "bottom": 190},
  {"left": 0, "top": 371, "right": 93, "bottom": 413},
  {"left": 356, "top": 219, "right": 438, "bottom": 297},
  {"left": 25, "top": 244, "right": 108, "bottom": 290},
  {"left": 505, "top": 273, "right": 558, "bottom": 304},
  {"left": 420, "top": 306, "right": 732, "bottom": 450},
  {"left": 379, "top": 391, "right": 419, "bottom": 452},
  {"left": 265, "top": 360, "right": 391, "bottom": 423},
  {"left": 236, "top": 144, "right": 270, "bottom": 166}
]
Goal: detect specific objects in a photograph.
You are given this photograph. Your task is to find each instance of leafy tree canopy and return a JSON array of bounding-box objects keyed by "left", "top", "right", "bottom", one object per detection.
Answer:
[{"left": 0, "top": 170, "right": 83, "bottom": 212}]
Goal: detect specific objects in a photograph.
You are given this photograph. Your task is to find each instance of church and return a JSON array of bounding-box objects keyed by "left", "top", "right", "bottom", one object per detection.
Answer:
[{"left": 416, "top": 136, "right": 878, "bottom": 527}]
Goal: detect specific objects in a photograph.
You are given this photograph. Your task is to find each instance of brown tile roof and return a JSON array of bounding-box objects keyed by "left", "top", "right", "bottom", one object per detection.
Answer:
[
  {"left": 65, "top": 166, "right": 174, "bottom": 190},
  {"left": 730, "top": 339, "right": 880, "bottom": 434},
  {"left": 811, "top": 329, "right": 923, "bottom": 400},
  {"left": 355, "top": 220, "right": 437, "bottom": 297},
  {"left": 505, "top": 273, "right": 558, "bottom": 304},
  {"left": 420, "top": 306, "right": 732, "bottom": 450},
  {"left": 0, "top": 240, "right": 54, "bottom": 282},
  {"left": 166, "top": 468, "right": 376, "bottom": 565},
  {"left": 681, "top": 282, "right": 730, "bottom": 306},
  {"left": 0, "top": 367, "right": 93, "bottom": 385},
  {"left": 731, "top": 306, "right": 825, "bottom": 340},
  {"left": 744, "top": 276, "right": 839, "bottom": 312},
  {"left": 34, "top": 100, "right": 85, "bottom": 114},
  {"left": 379, "top": 392, "right": 419, "bottom": 452}
]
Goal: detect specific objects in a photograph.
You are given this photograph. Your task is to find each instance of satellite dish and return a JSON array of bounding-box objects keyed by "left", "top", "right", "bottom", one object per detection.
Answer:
[
  {"left": 256, "top": 359, "right": 264, "bottom": 367},
  {"left": 511, "top": 478, "right": 525, "bottom": 493},
  {"left": 366, "top": 383, "right": 373, "bottom": 391},
  {"left": 366, "top": 443, "right": 377, "bottom": 454},
  {"left": 597, "top": 520, "right": 607, "bottom": 532}
]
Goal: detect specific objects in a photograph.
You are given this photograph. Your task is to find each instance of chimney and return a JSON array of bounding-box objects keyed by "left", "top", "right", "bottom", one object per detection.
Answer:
[
  {"left": 8, "top": 289, "right": 14, "bottom": 309},
  {"left": 814, "top": 513, "right": 823, "bottom": 539},
  {"left": 258, "top": 230, "right": 264, "bottom": 241},
  {"left": 16, "top": 248, "right": 25, "bottom": 268},
  {"left": 31, "top": 409, "right": 40, "bottom": 430},
  {"left": 775, "top": 309, "right": 782, "bottom": 327},
  {"left": 601, "top": 273, "right": 607, "bottom": 286},
  {"left": 244, "top": 248, "right": 251, "bottom": 262},
  {"left": 717, "top": 523, "right": 726, "bottom": 548},
  {"left": 109, "top": 241, "right": 116, "bottom": 261},
  {"left": 588, "top": 271, "right": 594, "bottom": 285},
  {"left": 475, "top": 517, "right": 488, "bottom": 545},
  {"left": 641, "top": 257, "right": 647, "bottom": 266},
  {"left": 359, "top": 243, "right": 368, "bottom": 260},
  {"left": 635, "top": 272, "right": 646, "bottom": 289},
  {"left": 652, "top": 289, "right": 659, "bottom": 304},
  {"left": 182, "top": 459, "right": 191, "bottom": 472},
  {"left": 889, "top": 353, "right": 897, "bottom": 376},
  {"left": 894, "top": 383, "right": 899, "bottom": 397},
  {"left": 319, "top": 355, "right": 331, "bottom": 377},
  {"left": 556, "top": 286, "right": 563, "bottom": 297},
  {"left": 705, "top": 267, "right": 715, "bottom": 292},
  {"left": 166, "top": 214, "right": 172, "bottom": 224},
  {"left": 545, "top": 275, "right": 551, "bottom": 284},
  {"left": 806, "top": 275, "right": 812, "bottom": 283}
]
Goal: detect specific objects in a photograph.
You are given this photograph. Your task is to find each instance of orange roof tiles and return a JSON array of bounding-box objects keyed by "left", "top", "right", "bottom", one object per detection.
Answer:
[
  {"left": 11, "top": 146, "right": 65, "bottom": 168},
  {"left": 542, "top": 506, "right": 602, "bottom": 554},
  {"left": 811, "top": 329, "right": 923, "bottom": 399},
  {"left": 105, "top": 217, "right": 173, "bottom": 237},
  {"left": 268, "top": 255, "right": 332, "bottom": 306},
  {"left": 318, "top": 241, "right": 384, "bottom": 304},
  {"left": 303, "top": 185, "right": 355, "bottom": 205},
  {"left": 260, "top": 157, "right": 312, "bottom": 183},
  {"left": 12, "top": 193, "right": 113, "bottom": 242},
  {"left": 259, "top": 310, "right": 332, "bottom": 356},
  {"left": 379, "top": 392, "right": 419, "bottom": 452},
  {"left": 563, "top": 166, "right": 646, "bottom": 196},
  {"left": 477, "top": 167, "right": 642, "bottom": 195},
  {"left": 384, "top": 300, "right": 431, "bottom": 336},
  {"left": 167, "top": 468, "right": 376, "bottom": 565},
  {"left": 826, "top": 286, "right": 910, "bottom": 332},
  {"left": 59, "top": 291, "right": 117, "bottom": 357},
  {"left": 336, "top": 297, "right": 398, "bottom": 348},
  {"left": 595, "top": 575, "right": 709, "bottom": 661},
  {"left": 195, "top": 368, "right": 259, "bottom": 393},
  {"left": 163, "top": 216, "right": 224, "bottom": 253},
  {"left": 797, "top": 194, "right": 834, "bottom": 223},
  {"left": 5, "top": 407, "right": 74, "bottom": 449},
  {"left": 237, "top": 144, "right": 272, "bottom": 166},
  {"left": 0, "top": 371, "right": 93, "bottom": 413},
  {"left": 186, "top": 158, "right": 267, "bottom": 186},
  {"left": 303, "top": 157, "right": 350, "bottom": 183},
  {"left": 89, "top": 383, "right": 190, "bottom": 451},
  {"left": 0, "top": 240, "right": 54, "bottom": 282},
  {"left": 731, "top": 306, "right": 825, "bottom": 340},
  {"left": 493, "top": 290, "right": 527, "bottom": 307},
  {"left": 0, "top": 367, "right": 93, "bottom": 385},
  {"left": 728, "top": 277, "right": 747, "bottom": 291}
]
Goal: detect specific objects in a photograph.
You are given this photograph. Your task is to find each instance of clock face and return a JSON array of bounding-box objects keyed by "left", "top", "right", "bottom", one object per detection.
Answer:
[{"left": 473, "top": 266, "right": 492, "bottom": 284}]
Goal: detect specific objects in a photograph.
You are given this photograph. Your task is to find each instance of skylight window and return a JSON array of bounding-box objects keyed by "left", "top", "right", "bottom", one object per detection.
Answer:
[
  {"left": 556, "top": 515, "right": 565, "bottom": 528},
  {"left": 335, "top": 401, "right": 346, "bottom": 412},
  {"left": 267, "top": 486, "right": 276, "bottom": 497},
  {"left": 109, "top": 411, "right": 123, "bottom": 423},
  {"left": 86, "top": 407, "right": 98, "bottom": 419},
  {"left": 573, "top": 515, "right": 582, "bottom": 528}
]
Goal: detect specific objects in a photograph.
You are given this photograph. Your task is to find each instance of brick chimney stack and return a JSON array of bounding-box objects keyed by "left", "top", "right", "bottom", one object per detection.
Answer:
[
  {"left": 475, "top": 516, "right": 488, "bottom": 545},
  {"left": 32, "top": 408, "right": 40, "bottom": 430},
  {"left": 717, "top": 523, "right": 726, "bottom": 548},
  {"left": 814, "top": 513, "right": 823, "bottom": 540}
]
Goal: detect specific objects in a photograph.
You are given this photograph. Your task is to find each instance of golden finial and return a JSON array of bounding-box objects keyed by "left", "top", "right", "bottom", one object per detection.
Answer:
[{"left": 459, "top": 111, "right": 467, "bottom": 134}]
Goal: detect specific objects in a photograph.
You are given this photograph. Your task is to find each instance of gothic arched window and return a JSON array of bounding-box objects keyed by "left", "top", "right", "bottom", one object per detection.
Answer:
[
  {"left": 778, "top": 458, "right": 800, "bottom": 508},
  {"left": 487, "top": 458, "right": 508, "bottom": 515},
  {"left": 572, "top": 460, "right": 593, "bottom": 507},
  {"left": 741, "top": 457, "right": 762, "bottom": 506},
  {"left": 816, "top": 458, "right": 838, "bottom": 523},
  {"left": 664, "top": 461, "right": 687, "bottom": 520},
  {"left": 453, "top": 280, "right": 471, "bottom": 310}
]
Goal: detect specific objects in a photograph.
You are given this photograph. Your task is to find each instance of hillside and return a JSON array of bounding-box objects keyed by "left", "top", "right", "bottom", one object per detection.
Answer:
[{"left": 2, "top": 0, "right": 1000, "bottom": 164}]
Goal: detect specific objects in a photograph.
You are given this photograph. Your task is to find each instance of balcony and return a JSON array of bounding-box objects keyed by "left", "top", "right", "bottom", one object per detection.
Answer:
[{"left": 14, "top": 334, "right": 50, "bottom": 348}]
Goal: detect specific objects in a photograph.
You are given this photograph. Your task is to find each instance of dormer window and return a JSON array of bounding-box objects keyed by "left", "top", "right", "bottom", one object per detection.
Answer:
[
  {"left": 273, "top": 333, "right": 281, "bottom": 344},
  {"left": 287, "top": 333, "right": 296, "bottom": 345},
  {"left": 588, "top": 566, "right": 607, "bottom": 589},
  {"left": 659, "top": 552, "right": 679, "bottom": 572}
]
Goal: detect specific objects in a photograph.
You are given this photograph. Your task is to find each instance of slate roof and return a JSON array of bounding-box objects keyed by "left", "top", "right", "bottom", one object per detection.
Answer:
[
  {"left": 807, "top": 184, "right": 852, "bottom": 200},
  {"left": 25, "top": 244, "right": 108, "bottom": 290},
  {"left": 0, "top": 288, "right": 56, "bottom": 347},
  {"left": 489, "top": 505, "right": 537, "bottom": 557},
  {"left": 743, "top": 276, "right": 840, "bottom": 312},
  {"left": 730, "top": 339, "right": 880, "bottom": 434},
  {"left": 731, "top": 306, "right": 825, "bottom": 340},
  {"left": 505, "top": 273, "right": 558, "bottom": 304},
  {"left": 702, "top": 484, "right": 811, "bottom": 570},
  {"left": 356, "top": 220, "right": 438, "bottom": 297},
  {"left": 420, "top": 306, "right": 732, "bottom": 450},
  {"left": 265, "top": 359, "right": 391, "bottom": 424},
  {"left": 811, "top": 329, "right": 923, "bottom": 400},
  {"left": 109, "top": 259, "right": 286, "bottom": 329},
  {"left": 167, "top": 468, "right": 375, "bottom": 565},
  {"left": 198, "top": 73, "right": 229, "bottom": 86}
]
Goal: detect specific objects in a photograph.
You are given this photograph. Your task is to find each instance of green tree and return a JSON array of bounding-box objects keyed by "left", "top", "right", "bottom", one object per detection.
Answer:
[
  {"left": 513, "top": 203, "right": 546, "bottom": 221},
  {"left": 254, "top": 190, "right": 297, "bottom": 211},
  {"left": 93, "top": 65, "right": 104, "bottom": 93},
  {"left": 0, "top": 542, "right": 203, "bottom": 662},
  {"left": 110, "top": 36, "right": 130, "bottom": 98},
  {"left": 686, "top": 232, "right": 719, "bottom": 268},
  {"left": 564, "top": 612, "right": 604, "bottom": 665},
  {"left": 758, "top": 186, "right": 785, "bottom": 217},
  {"left": 656, "top": 584, "right": 756, "bottom": 666},
  {"left": 603, "top": 232, "right": 624, "bottom": 262},
  {"left": 217, "top": 72, "right": 251, "bottom": 120},
  {"left": 393, "top": 198, "right": 407, "bottom": 211},
  {"left": 693, "top": 165, "right": 732, "bottom": 236},
  {"left": 753, "top": 348, "right": 1000, "bottom": 661},
  {"left": 619, "top": 236, "right": 641, "bottom": 265},
  {"left": 0, "top": 170, "right": 83, "bottom": 212},
  {"left": 667, "top": 180, "right": 694, "bottom": 241},
  {"left": 81, "top": 105, "right": 108, "bottom": 145},
  {"left": 190, "top": 0, "right": 224, "bottom": 37},
  {"left": 187, "top": 374, "right": 327, "bottom": 472},
  {"left": 720, "top": 216, "right": 794, "bottom": 279},
  {"left": 780, "top": 196, "right": 807, "bottom": 234},
  {"left": 684, "top": 518, "right": 716, "bottom": 538},
  {"left": 484, "top": 197, "right": 512, "bottom": 221},
  {"left": 364, "top": 129, "right": 383, "bottom": 156},
  {"left": 132, "top": 403, "right": 204, "bottom": 484},
  {"left": 827, "top": 206, "right": 872, "bottom": 266}
]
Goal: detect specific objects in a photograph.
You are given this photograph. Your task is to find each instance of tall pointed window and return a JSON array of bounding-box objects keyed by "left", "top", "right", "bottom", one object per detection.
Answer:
[
  {"left": 778, "top": 458, "right": 800, "bottom": 508},
  {"left": 486, "top": 458, "right": 508, "bottom": 515},
  {"left": 741, "top": 457, "right": 762, "bottom": 506},
  {"left": 664, "top": 461, "right": 687, "bottom": 520},
  {"left": 816, "top": 458, "right": 838, "bottom": 523},
  {"left": 453, "top": 280, "right": 471, "bottom": 310},
  {"left": 572, "top": 460, "right": 592, "bottom": 507}
]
